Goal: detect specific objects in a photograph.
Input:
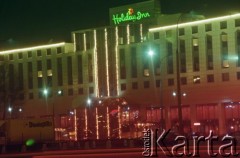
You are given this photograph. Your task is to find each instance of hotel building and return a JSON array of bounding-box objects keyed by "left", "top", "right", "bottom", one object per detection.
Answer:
[{"left": 0, "top": 0, "right": 240, "bottom": 139}]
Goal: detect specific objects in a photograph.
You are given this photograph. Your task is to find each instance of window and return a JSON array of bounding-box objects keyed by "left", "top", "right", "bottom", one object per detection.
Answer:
[
  {"left": 156, "top": 80, "right": 161, "bottom": 88},
  {"left": 57, "top": 47, "right": 62, "bottom": 54},
  {"left": 68, "top": 89, "right": 73, "bottom": 96},
  {"left": 221, "top": 33, "right": 229, "bottom": 68},
  {"left": 192, "top": 26, "right": 198, "bottom": 34},
  {"left": 168, "top": 78, "right": 174, "bottom": 86},
  {"left": 222, "top": 73, "right": 229, "bottom": 81},
  {"left": 121, "top": 84, "right": 126, "bottom": 91},
  {"left": 57, "top": 58, "right": 63, "bottom": 86},
  {"left": 143, "top": 69, "right": 150, "bottom": 77},
  {"left": 192, "top": 38, "right": 198, "bottom": 46},
  {"left": 18, "top": 63, "right": 24, "bottom": 90},
  {"left": 37, "top": 50, "right": 42, "bottom": 56},
  {"left": 207, "top": 74, "right": 214, "bottom": 83},
  {"left": 47, "top": 48, "right": 51, "bottom": 55},
  {"left": 193, "top": 76, "right": 200, "bottom": 84},
  {"left": 29, "top": 93, "right": 34, "bottom": 100},
  {"left": 89, "top": 87, "right": 94, "bottom": 94},
  {"left": 167, "top": 42, "right": 173, "bottom": 74},
  {"left": 181, "top": 77, "right": 187, "bottom": 85},
  {"left": 166, "top": 30, "right": 172, "bottom": 38},
  {"left": 28, "top": 51, "right": 32, "bottom": 58},
  {"left": 144, "top": 81, "right": 150, "bottom": 88},
  {"left": 28, "top": 62, "right": 33, "bottom": 89},
  {"left": 0, "top": 55, "right": 4, "bottom": 61},
  {"left": 237, "top": 72, "right": 240, "bottom": 80},
  {"left": 153, "top": 32, "right": 160, "bottom": 40},
  {"left": 37, "top": 61, "right": 42, "bottom": 71},
  {"left": 78, "top": 88, "right": 84, "bottom": 95},
  {"left": 67, "top": 56, "right": 73, "bottom": 85},
  {"left": 78, "top": 55, "right": 83, "bottom": 84},
  {"left": 235, "top": 19, "right": 240, "bottom": 27},
  {"left": 18, "top": 53, "right": 23, "bottom": 59},
  {"left": 180, "top": 40, "right": 186, "bottom": 73},
  {"left": 47, "top": 59, "right": 51, "bottom": 69},
  {"left": 120, "top": 49, "right": 126, "bottom": 79},
  {"left": 132, "top": 82, "right": 138, "bottom": 89},
  {"left": 205, "top": 24, "right": 212, "bottom": 32},
  {"left": 9, "top": 54, "right": 13, "bottom": 60},
  {"left": 193, "top": 39, "right": 200, "bottom": 72},
  {"left": 179, "top": 28, "right": 185, "bottom": 36},
  {"left": 131, "top": 47, "right": 137, "bottom": 78},
  {"left": 206, "top": 35, "right": 213, "bottom": 70},
  {"left": 220, "top": 21, "right": 227, "bottom": 29}
]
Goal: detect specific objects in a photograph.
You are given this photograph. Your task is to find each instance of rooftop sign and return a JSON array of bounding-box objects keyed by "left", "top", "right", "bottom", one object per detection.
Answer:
[{"left": 112, "top": 8, "right": 151, "bottom": 25}]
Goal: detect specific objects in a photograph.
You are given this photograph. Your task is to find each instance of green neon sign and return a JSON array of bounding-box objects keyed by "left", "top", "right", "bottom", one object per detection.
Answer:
[{"left": 112, "top": 8, "right": 151, "bottom": 25}]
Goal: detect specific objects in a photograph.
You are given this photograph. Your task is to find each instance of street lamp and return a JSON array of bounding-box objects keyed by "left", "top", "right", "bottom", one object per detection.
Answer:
[{"left": 8, "top": 106, "right": 12, "bottom": 119}]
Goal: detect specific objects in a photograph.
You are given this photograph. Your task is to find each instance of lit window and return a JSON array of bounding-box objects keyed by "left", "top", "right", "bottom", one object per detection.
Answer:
[
  {"left": 193, "top": 76, "right": 200, "bottom": 84},
  {"left": 192, "top": 38, "right": 199, "bottom": 46},
  {"left": 143, "top": 69, "right": 150, "bottom": 77},
  {"left": 47, "top": 70, "right": 52, "bottom": 76},
  {"left": 222, "top": 60, "right": 229, "bottom": 68},
  {"left": 38, "top": 71, "right": 43, "bottom": 78}
]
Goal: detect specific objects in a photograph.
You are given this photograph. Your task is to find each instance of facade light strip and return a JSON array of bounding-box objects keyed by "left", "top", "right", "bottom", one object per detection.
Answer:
[
  {"left": 149, "top": 13, "right": 240, "bottom": 32},
  {"left": 0, "top": 42, "right": 65, "bottom": 54},
  {"left": 105, "top": 28, "right": 110, "bottom": 97},
  {"left": 115, "top": 27, "right": 120, "bottom": 96},
  {"left": 73, "top": 33, "right": 76, "bottom": 52},
  {"left": 94, "top": 30, "right": 99, "bottom": 98}
]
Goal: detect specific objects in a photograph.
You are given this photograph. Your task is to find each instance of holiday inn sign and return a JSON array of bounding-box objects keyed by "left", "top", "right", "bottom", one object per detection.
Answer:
[{"left": 112, "top": 8, "right": 151, "bottom": 25}]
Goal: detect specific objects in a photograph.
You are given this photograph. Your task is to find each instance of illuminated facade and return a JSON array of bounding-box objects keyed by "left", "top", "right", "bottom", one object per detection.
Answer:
[{"left": 1, "top": 0, "right": 240, "bottom": 140}]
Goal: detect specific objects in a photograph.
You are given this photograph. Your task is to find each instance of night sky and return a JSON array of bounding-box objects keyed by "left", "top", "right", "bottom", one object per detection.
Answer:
[{"left": 0, "top": 0, "right": 239, "bottom": 49}]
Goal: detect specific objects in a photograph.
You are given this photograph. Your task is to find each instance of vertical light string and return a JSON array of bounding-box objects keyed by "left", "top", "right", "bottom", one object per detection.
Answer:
[
  {"left": 115, "top": 27, "right": 120, "bottom": 96},
  {"left": 127, "top": 24, "right": 130, "bottom": 45},
  {"left": 96, "top": 107, "right": 99, "bottom": 139},
  {"left": 105, "top": 28, "right": 110, "bottom": 97},
  {"left": 140, "top": 24, "right": 143, "bottom": 42},
  {"left": 73, "top": 33, "right": 76, "bottom": 52},
  {"left": 118, "top": 105, "right": 122, "bottom": 139},
  {"left": 94, "top": 30, "right": 99, "bottom": 97},
  {"left": 83, "top": 33, "right": 86, "bottom": 51},
  {"left": 85, "top": 108, "right": 88, "bottom": 139},
  {"left": 107, "top": 106, "right": 110, "bottom": 138},
  {"left": 74, "top": 109, "right": 77, "bottom": 141}
]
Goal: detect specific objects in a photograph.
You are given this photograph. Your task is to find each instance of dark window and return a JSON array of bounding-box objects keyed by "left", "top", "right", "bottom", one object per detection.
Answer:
[
  {"left": 220, "top": 21, "right": 227, "bottom": 29},
  {"left": 180, "top": 40, "right": 186, "bottom": 73},
  {"left": 78, "top": 55, "right": 83, "bottom": 84},
  {"left": 153, "top": 32, "right": 160, "bottom": 40},
  {"left": 167, "top": 42, "right": 173, "bottom": 74},
  {"left": 156, "top": 80, "right": 161, "bottom": 87},
  {"left": 78, "top": 88, "right": 84, "bottom": 95},
  {"left": 8, "top": 64, "right": 14, "bottom": 91},
  {"left": 57, "top": 58, "right": 63, "bottom": 86},
  {"left": 19, "top": 93, "right": 24, "bottom": 100},
  {"left": 47, "top": 59, "right": 51, "bottom": 69},
  {"left": 222, "top": 73, "right": 229, "bottom": 81},
  {"left": 88, "top": 54, "right": 93, "bottom": 82},
  {"left": 120, "top": 49, "right": 126, "bottom": 79},
  {"left": 9, "top": 54, "right": 13, "bottom": 60},
  {"left": 179, "top": 28, "right": 185, "bottom": 36},
  {"left": 168, "top": 78, "right": 174, "bottom": 86},
  {"left": 192, "top": 26, "right": 198, "bottom": 34},
  {"left": 166, "top": 30, "right": 172, "bottom": 38},
  {"left": 47, "top": 48, "right": 51, "bottom": 55},
  {"left": 29, "top": 93, "right": 34, "bottom": 99},
  {"left": 237, "top": 72, "right": 240, "bottom": 80},
  {"left": 28, "top": 62, "right": 33, "bottom": 89},
  {"left": 18, "top": 63, "right": 24, "bottom": 90},
  {"left": 28, "top": 51, "right": 32, "bottom": 58},
  {"left": 37, "top": 50, "right": 42, "bottom": 56},
  {"left": 235, "top": 19, "right": 240, "bottom": 27},
  {"left": 132, "top": 82, "right": 138, "bottom": 89},
  {"left": 18, "top": 53, "right": 23, "bottom": 59},
  {"left": 0, "top": 55, "right": 4, "bottom": 61},
  {"left": 205, "top": 24, "right": 212, "bottom": 32},
  {"left": 181, "top": 77, "right": 187, "bottom": 85},
  {"left": 89, "top": 87, "right": 94, "bottom": 94},
  {"left": 37, "top": 61, "right": 42, "bottom": 71},
  {"left": 68, "top": 89, "right": 73, "bottom": 96},
  {"left": 37, "top": 77, "right": 43, "bottom": 88},
  {"left": 57, "top": 47, "right": 62, "bottom": 54},
  {"left": 206, "top": 35, "right": 213, "bottom": 70},
  {"left": 67, "top": 56, "right": 73, "bottom": 85},
  {"left": 121, "top": 84, "right": 126, "bottom": 91},
  {"left": 144, "top": 81, "right": 150, "bottom": 88},
  {"left": 47, "top": 76, "right": 52, "bottom": 87},
  {"left": 207, "top": 74, "right": 214, "bottom": 83},
  {"left": 131, "top": 47, "right": 137, "bottom": 78}
]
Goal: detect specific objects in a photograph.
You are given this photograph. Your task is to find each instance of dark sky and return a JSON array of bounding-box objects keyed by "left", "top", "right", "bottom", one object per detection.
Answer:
[{"left": 0, "top": 0, "right": 239, "bottom": 48}]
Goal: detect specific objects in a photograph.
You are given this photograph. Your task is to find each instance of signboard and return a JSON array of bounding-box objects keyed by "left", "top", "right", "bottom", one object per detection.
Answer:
[{"left": 112, "top": 8, "right": 151, "bottom": 25}]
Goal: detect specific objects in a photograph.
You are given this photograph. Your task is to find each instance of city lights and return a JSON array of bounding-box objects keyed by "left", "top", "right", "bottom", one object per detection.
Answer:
[{"left": 105, "top": 28, "right": 110, "bottom": 97}]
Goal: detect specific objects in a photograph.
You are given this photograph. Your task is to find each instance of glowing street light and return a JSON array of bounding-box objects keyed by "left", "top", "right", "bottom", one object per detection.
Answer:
[
  {"left": 57, "top": 90, "right": 62, "bottom": 95},
  {"left": 8, "top": 107, "right": 12, "bottom": 112},
  {"left": 148, "top": 50, "right": 154, "bottom": 57},
  {"left": 43, "top": 89, "right": 48, "bottom": 96},
  {"left": 87, "top": 98, "right": 91, "bottom": 106}
]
